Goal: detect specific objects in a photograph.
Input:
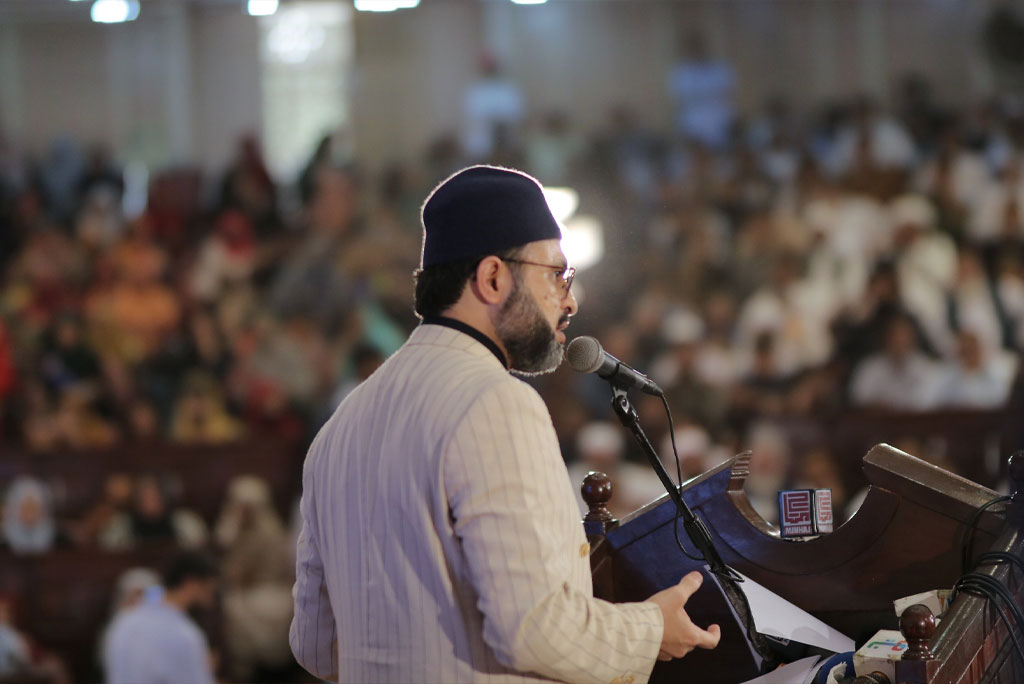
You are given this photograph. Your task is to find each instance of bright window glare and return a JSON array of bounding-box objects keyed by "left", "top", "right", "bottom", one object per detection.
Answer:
[
  {"left": 543, "top": 187, "right": 579, "bottom": 224},
  {"left": 248, "top": 0, "right": 279, "bottom": 16},
  {"left": 90, "top": 0, "right": 139, "bottom": 23},
  {"left": 561, "top": 215, "right": 604, "bottom": 273},
  {"left": 354, "top": 0, "right": 419, "bottom": 11}
]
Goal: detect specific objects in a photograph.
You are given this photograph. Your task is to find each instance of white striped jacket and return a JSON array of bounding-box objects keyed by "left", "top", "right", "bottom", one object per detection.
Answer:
[{"left": 290, "top": 323, "right": 663, "bottom": 684}]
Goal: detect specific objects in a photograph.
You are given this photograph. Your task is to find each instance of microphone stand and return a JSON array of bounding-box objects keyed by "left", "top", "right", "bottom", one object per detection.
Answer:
[{"left": 609, "top": 387, "right": 779, "bottom": 671}]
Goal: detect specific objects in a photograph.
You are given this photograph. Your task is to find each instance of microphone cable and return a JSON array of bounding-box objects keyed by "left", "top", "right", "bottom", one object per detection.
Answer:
[
  {"left": 659, "top": 393, "right": 707, "bottom": 564},
  {"left": 950, "top": 571, "right": 1024, "bottom": 669},
  {"left": 961, "top": 495, "right": 1010, "bottom": 575},
  {"left": 659, "top": 393, "right": 784, "bottom": 673},
  {"left": 949, "top": 498, "right": 1024, "bottom": 670}
]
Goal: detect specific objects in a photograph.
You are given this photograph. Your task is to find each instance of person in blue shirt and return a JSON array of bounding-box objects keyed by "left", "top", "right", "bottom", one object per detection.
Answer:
[{"left": 104, "top": 551, "right": 219, "bottom": 684}]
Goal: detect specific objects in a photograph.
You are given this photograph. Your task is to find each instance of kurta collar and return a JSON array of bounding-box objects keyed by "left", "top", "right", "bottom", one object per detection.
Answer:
[{"left": 421, "top": 316, "right": 509, "bottom": 369}]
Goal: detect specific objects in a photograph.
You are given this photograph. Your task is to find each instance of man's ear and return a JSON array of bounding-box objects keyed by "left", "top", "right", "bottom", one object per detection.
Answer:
[{"left": 471, "top": 256, "right": 509, "bottom": 306}]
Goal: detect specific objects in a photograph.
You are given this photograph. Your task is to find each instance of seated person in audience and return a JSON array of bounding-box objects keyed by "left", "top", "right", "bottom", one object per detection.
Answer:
[
  {"left": 0, "top": 597, "right": 30, "bottom": 678},
  {"left": 215, "top": 476, "right": 294, "bottom": 682},
  {"left": 744, "top": 421, "right": 792, "bottom": 525},
  {"left": 70, "top": 473, "right": 133, "bottom": 548},
  {"left": 792, "top": 445, "right": 849, "bottom": 521},
  {"left": 661, "top": 424, "right": 731, "bottom": 483},
  {"left": 20, "top": 381, "right": 120, "bottom": 453},
  {"left": 849, "top": 313, "right": 943, "bottom": 410},
  {"left": 103, "top": 551, "right": 219, "bottom": 684},
  {"left": 38, "top": 312, "right": 103, "bottom": 393},
  {"left": 934, "top": 328, "right": 1017, "bottom": 409},
  {"left": 831, "top": 261, "right": 933, "bottom": 367},
  {"left": 98, "top": 567, "right": 161, "bottom": 675},
  {"left": 169, "top": 370, "right": 244, "bottom": 445},
  {"left": 98, "top": 474, "right": 207, "bottom": 550},
  {"left": 728, "top": 330, "right": 794, "bottom": 428},
  {"left": 0, "top": 596, "right": 70, "bottom": 684},
  {"left": 2, "top": 475, "right": 67, "bottom": 554}
]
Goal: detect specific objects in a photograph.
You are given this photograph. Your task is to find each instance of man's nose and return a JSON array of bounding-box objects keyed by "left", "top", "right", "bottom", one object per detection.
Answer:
[{"left": 563, "top": 289, "right": 579, "bottom": 317}]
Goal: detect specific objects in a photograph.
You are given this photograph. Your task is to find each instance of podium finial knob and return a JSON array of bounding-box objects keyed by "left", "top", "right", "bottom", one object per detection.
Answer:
[
  {"left": 582, "top": 471, "right": 614, "bottom": 523},
  {"left": 900, "top": 604, "right": 936, "bottom": 661}
]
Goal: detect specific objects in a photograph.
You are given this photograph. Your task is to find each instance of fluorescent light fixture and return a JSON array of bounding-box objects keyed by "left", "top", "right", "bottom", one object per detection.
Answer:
[
  {"left": 354, "top": 0, "right": 419, "bottom": 12},
  {"left": 90, "top": 0, "right": 139, "bottom": 23},
  {"left": 543, "top": 187, "right": 580, "bottom": 224},
  {"left": 511, "top": 0, "right": 548, "bottom": 4},
  {"left": 248, "top": 0, "right": 279, "bottom": 16}
]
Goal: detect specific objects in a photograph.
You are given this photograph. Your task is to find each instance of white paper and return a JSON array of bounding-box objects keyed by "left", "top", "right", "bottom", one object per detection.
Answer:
[
  {"left": 708, "top": 567, "right": 856, "bottom": 655},
  {"left": 737, "top": 655, "right": 822, "bottom": 684}
]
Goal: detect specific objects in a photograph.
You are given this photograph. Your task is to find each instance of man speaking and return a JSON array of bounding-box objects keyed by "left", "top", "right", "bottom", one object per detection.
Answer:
[{"left": 290, "top": 166, "right": 720, "bottom": 683}]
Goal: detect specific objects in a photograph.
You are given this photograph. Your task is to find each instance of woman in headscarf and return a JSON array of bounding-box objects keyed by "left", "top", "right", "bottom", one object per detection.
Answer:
[{"left": 2, "top": 476, "right": 60, "bottom": 554}]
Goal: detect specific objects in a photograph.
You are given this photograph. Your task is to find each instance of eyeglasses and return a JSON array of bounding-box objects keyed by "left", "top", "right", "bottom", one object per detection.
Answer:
[{"left": 501, "top": 258, "right": 576, "bottom": 294}]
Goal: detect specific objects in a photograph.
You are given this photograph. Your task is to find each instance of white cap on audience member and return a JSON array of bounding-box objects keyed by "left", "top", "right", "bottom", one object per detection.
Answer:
[
  {"left": 661, "top": 425, "right": 712, "bottom": 479},
  {"left": 661, "top": 309, "right": 706, "bottom": 346},
  {"left": 113, "top": 567, "right": 161, "bottom": 611},
  {"left": 576, "top": 422, "right": 625, "bottom": 465},
  {"left": 889, "top": 193, "right": 937, "bottom": 231}
]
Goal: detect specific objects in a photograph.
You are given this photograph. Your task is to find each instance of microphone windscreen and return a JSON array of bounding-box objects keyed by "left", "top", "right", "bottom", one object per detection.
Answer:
[{"left": 566, "top": 336, "right": 604, "bottom": 374}]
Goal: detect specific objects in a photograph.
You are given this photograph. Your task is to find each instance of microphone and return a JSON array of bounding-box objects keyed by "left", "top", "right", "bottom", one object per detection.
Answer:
[{"left": 565, "top": 336, "right": 663, "bottom": 396}]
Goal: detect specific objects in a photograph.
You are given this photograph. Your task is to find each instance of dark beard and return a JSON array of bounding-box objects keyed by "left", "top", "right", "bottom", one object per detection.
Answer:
[{"left": 494, "top": 280, "right": 566, "bottom": 376}]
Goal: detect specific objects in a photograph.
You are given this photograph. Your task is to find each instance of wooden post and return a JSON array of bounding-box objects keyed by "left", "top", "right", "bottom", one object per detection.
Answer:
[
  {"left": 582, "top": 471, "right": 617, "bottom": 541},
  {"left": 901, "top": 603, "right": 937, "bottom": 662}
]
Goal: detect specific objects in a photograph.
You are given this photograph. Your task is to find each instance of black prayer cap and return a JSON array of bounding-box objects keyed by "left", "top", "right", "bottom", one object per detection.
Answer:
[{"left": 420, "top": 165, "right": 563, "bottom": 268}]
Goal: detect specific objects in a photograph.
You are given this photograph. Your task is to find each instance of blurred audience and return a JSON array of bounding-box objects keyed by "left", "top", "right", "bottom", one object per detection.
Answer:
[{"left": 1, "top": 78, "right": 1024, "bottom": 682}]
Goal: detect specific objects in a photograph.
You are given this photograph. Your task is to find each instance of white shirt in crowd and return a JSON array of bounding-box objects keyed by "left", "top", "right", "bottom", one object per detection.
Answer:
[
  {"left": 850, "top": 352, "right": 944, "bottom": 411},
  {"left": 103, "top": 588, "right": 214, "bottom": 684}
]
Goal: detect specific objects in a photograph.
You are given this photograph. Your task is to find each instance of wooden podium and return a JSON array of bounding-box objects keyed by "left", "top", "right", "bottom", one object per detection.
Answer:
[{"left": 582, "top": 444, "right": 1024, "bottom": 684}]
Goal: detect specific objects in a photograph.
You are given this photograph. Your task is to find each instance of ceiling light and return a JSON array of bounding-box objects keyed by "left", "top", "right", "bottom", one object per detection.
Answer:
[
  {"left": 354, "top": 0, "right": 419, "bottom": 12},
  {"left": 90, "top": 0, "right": 140, "bottom": 23},
  {"left": 248, "top": 0, "right": 279, "bottom": 16},
  {"left": 511, "top": 0, "right": 548, "bottom": 4}
]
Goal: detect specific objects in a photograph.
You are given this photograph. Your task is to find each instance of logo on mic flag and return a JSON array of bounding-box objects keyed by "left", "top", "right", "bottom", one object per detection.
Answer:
[
  {"left": 778, "top": 488, "right": 834, "bottom": 538},
  {"left": 815, "top": 489, "right": 834, "bottom": 534}
]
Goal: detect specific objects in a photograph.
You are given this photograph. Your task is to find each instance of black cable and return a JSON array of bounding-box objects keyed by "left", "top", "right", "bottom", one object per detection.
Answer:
[
  {"left": 660, "top": 393, "right": 707, "bottom": 563},
  {"left": 958, "top": 573, "right": 1024, "bottom": 632},
  {"left": 952, "top": 574, "right": 1024, "bottom": 668},
  {"left": 953, "top": 498, "right": 1024, "bottom": 671},
  {"left": 978, "top": 550, "right": 1024, "bottom": 575},
  {"left": 655, "top": 393, "right": 785, "bottom": 672},
  {"left": 962, "top": 495, "right": 1011, "bottom": 574}
]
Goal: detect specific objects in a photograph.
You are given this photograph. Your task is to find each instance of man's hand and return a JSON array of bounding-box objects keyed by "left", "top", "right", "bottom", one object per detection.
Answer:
[{"left": 647, "top": 571, "right": 722, "bottom": 661}]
